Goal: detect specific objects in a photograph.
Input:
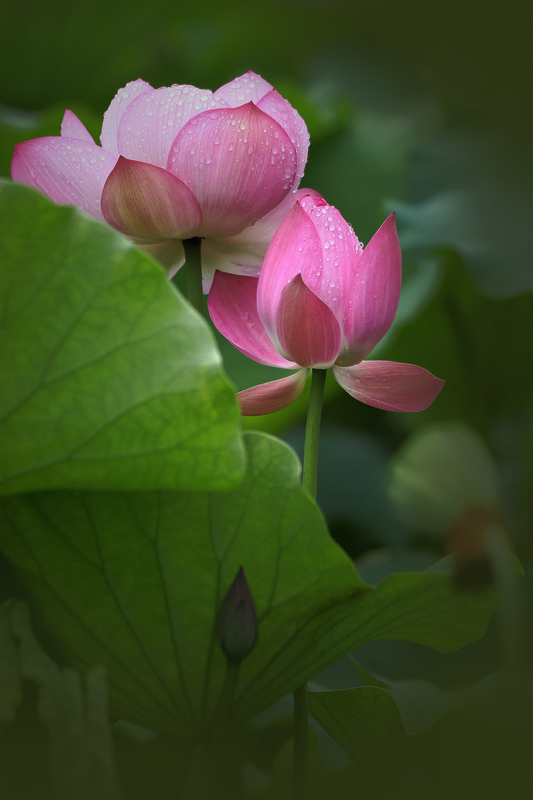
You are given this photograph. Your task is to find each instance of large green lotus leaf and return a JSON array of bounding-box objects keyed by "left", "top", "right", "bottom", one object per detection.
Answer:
[
  {"left": 0, "top": 433, "right": 499, "bottom": 737},
  {"left": 307, "top": 686, "right": 405, "bottom": 764},
  {"left": 0, "top": 181, "right": 244, "bottom": 495},
  {"left": 0, "top": 432, "right": 368, "bottom": 734}
]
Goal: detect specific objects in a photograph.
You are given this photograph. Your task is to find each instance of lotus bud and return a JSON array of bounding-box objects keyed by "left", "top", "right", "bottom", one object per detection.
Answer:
[{"left": 216, "top": 567, "right": 258, "bottom": 662}]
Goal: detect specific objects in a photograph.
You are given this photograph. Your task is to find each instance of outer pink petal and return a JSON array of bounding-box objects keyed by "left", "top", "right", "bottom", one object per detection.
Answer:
[
  {"left": 117, "top": 85, "right": 228, "bottom": 168},
  {"left": 101, "top": 156, "right": 202, "bottom": 240},
  {"left": 257, "top": 89, "right": 309, "bottom": 188},
  {"left": 341, "top": 213, "right": 402, "bottom": 366},
  {"left": 167, "top": 102, "right": 297, "bottom": 237},
  {"left": 276, "top": 274, "right": 342, "bottom": 368},
  {"left": 214, "top": 70, "right": 273, "bottom": 106},
  {"left": 61, "top": 110, "right": 95, "bottom": 143},
  {"left": 257, "top": 198, "right": 323, "bottom": 347},
  {"left": 100, "top": 79, "right": 153, "bottom": 156},
  {"left": 297, "top": 195, "right": 363, "bottom": 327},
  {"left": 332, "top": 361, "right": 445, "bottom": 412},
  {"left": 237, "top": 369, "right": 308, "bottom": 416},
  {"left": 208, "top": 272, "right": 297, "bottom": 368},
  {"left": 11, "top": 137, "right": 117, "bottom": 221},
  {"left": 203, "top": 188, "right": 324, "bottom": 279}
]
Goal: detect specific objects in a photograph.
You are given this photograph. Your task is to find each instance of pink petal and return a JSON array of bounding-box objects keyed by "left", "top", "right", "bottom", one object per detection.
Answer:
[
  {"left": 333, "top": 361, "right": 445, "bottom": 412},
  {"left": 297, "top": 195, "right": 363, "bottom": 327},
  {"left": 202, "top": 188, "right": 324, "bottom": 286},
  {"left": 244, "top": 188, "right": 323, "bottom": 247},
  {"left": 276, "top": 274, "right": 342, "bottom": 368},
  {"left": 100, "top": 79, "right": 153, "bottom": 156},
  {"left": 237, "top": 369, "right": 308, "bottom": 416},
  {"left": 214, "top": 70, "right": 273, "bottom": 106},
  {"left": 61, "top": 110, "right": 95, "bottom": 143},
  {"left": 101, "top": 156, "right": 202, "bottom": 240},
  {"left": 135, "top": 240, "right": 185, "bottom": 278},
  {"left": 341, "top": 213, "right": 402, "bottom": 366},
  {"left": 257, "top": 88, "right": 309, "bottom": 188},
  {"left": 257, "top": 197, "right": 324, "bottom": 345},
  {"left": 208, "top": 272, "right": 297, "bottom": 368},
  {"left": 11, "top": 137, "right": 117, "bottom": 221},
  {"left": 167, "top": 103, "right": 297, "bottom": 237},
  {"left": 117, "top": 85, "right": 228, "bottom": 168}
]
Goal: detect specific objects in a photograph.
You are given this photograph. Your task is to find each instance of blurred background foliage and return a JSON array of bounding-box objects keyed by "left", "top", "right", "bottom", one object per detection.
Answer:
[{"left": 1, "top": 0, "right": 532, "bottom": 796}]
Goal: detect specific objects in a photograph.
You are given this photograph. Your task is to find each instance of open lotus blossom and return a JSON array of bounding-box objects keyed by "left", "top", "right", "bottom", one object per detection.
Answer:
[
  {"left": 11, "top": 71, "right": 311, "bottom": 289},
  {"left": 208, "top": 195, "right": 445, "bottom": 415}
]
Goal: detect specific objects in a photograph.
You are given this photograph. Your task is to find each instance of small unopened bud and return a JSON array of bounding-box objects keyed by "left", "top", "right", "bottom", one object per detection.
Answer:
[
  {"left": 216, "top": 567, "right": 258, "bottom": 661},
  {"left": 447, "top": 504, "right": 511, "bottom": 590}
]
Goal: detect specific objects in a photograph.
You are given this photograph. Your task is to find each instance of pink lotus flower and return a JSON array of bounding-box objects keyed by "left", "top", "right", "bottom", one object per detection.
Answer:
[
  {"left": 11, "top": 71, "right": 311, "bottom": 289},
  {"left": 208, "top": 195, "right": 445, "bottom": 415}
]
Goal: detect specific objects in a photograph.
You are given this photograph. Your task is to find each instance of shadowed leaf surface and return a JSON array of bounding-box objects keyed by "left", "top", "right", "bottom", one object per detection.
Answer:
[
  {"left": 308, "top": 685, "right": 405, "bottom": 764},
  {"left": 0, "top": 433, "right": 499, "bottom": 736}
]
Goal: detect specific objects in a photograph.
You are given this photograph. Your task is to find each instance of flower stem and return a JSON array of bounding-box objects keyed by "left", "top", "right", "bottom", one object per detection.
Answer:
[
  {"left": 293, "top": 684, "right": 309, "bottom": 800},
  {"left": 182, "top": 237, "right": 204, "bottom": 316},
  {"left": 294, "top": 368, "right": 327, "bottom": 800},
  {"left": 180, "top": 742, "right": 207, "bottom": 800},
  {"left": 212, "top": 656, "right": 241, "bottom": 739},
  {"left": 181, "top": 658, "right": 240, "bottom": 799},
  {"left": 302, "top": 368, "right": 327, "bottom": 500}
]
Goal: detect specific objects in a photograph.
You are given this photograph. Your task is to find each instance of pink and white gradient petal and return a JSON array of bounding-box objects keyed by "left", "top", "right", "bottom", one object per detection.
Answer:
[
  {"left": 100, "top": 79, "right": 153, "bottom": 156},
  {"left": 137, "top": 239, "right": 185, "bottom": 278},
  {"left": 201, "top": 188, "right": 324, "bottom": 287},
  {"left": 341, "top": 213, "right": 402, "bottom": 366},
  {"left": 332, "top": 361, "right": 445, "bottom": 412},
  {"left": 11, "top": 137, "right": 117, "bottom": 221},
  {"left": 208, "top": 272, "right": 297, "bottom": 368},
  {"left": 167, "top": 103, "right": 297, "bottom": 238},
  {"left": 257, "top": 89, "right": 310, "bottom": 188},
  {"left": 298, "top": 196, "right": 363, "bottom": 323},
  {"left": 200, "top": 242, "right": 259, "bottom": 294},
  {"left": 117, "top": 86, "right": 227, "bottom": 168},
  {"left": 214, "top": 70, "right": 273, "bottom": 107},
  {"left": 276, "top": 275, "right": 342, "bottom": 368},
  {"left": 101, "top": 157, "right": 202, "bottom": 240},
  {"left": 61, "top": 111, "right": 95, "bottom": 143},
  {"left": 257, "top": 199, "right": 323, "bottom": 347},
  {"left": 237, "top": 369, "right": 308, "bottom": 416}
]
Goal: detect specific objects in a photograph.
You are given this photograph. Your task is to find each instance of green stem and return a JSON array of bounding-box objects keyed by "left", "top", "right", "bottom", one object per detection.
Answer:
[
  {"left": 293, "top": 684, "right": 309, "bottom": 800},
  {"left": 183, "top": 237, "right": 204, "bottom": 316},
  {"left": 212, "top": 657, "right": 241, "bottom": 739},
  {"left": 181, "top": 658, "right": 240, "bottom": 800},
  {"left": 302, "top": 369, "right": 327, "bottom": 500},
  {"left": 181, "top": 742, "right": 207, "bottom": 800},
  {"left": 294, "top": 368, "right": 327, "bottom": 800}
]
